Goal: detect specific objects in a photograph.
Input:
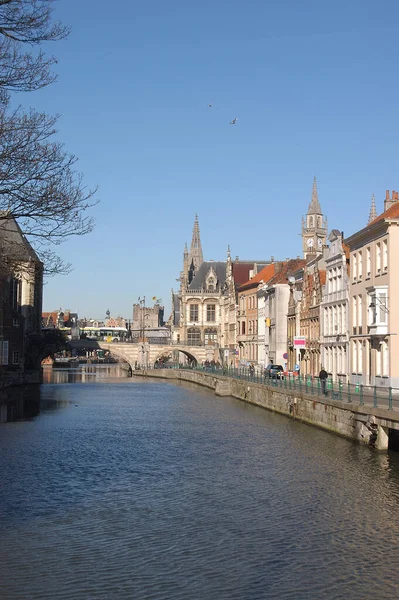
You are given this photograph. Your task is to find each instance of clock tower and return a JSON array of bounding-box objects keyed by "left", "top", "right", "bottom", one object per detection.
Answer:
[{"left": 302, "top": 177, "right": 328, "bottom": 257}]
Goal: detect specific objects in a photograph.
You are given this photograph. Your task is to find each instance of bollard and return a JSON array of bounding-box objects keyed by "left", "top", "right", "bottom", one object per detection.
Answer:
[
  {"left": 389, "top": 387, "right": 393, "bottom": 411},
  {"left": 347, "top": 381, "right": 351, "bottom": 403},
  {"left": 360, "top": 384, "right": 364, "bottom": 406}
]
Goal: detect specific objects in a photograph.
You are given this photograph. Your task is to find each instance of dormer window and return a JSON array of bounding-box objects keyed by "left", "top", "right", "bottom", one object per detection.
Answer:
[{"left": 207, "top": 278, "right": 215, "bottom": 292}]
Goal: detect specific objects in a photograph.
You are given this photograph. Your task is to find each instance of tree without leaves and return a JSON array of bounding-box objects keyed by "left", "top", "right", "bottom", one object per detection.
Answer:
[
  {"left": 0, "top": 1, "right": 98, "bottom": 274},
  {"left": 0, "top": 106, "right": 97, "bottom": 274},
  {"left": 0, "top": 0, "right": 68, "bottom": 104}
]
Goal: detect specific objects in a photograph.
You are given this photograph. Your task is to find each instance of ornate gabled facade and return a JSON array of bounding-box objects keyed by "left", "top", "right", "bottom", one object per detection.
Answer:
[
  {"left": 300, "top": 257, "right": 326, "bottom": 376},
  {"left": 320, "top": 230, "right": 350, "bottom": 381},
  {"left": 302, "top": 177, "right": 328, "bottom": 257},
  {"left": 172, "top": 216, "right": 270, "bottom": 364}
]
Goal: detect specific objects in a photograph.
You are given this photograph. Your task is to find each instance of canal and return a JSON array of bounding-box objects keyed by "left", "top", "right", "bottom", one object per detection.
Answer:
[{"left": 0, "top": 365, "right": 399, "bottom": 599}]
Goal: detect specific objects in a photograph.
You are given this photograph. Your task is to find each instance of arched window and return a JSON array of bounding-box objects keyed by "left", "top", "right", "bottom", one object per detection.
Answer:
[
  {"left": 207, "top": 277, "right": 215, "bottom": 292},
  {"left": 204, "top": 328, "right": 217, "bottom": 345},
  {"left": 188, "top": 328, "right": 201, "bottom": 346},
  {"left": 308, "top": 216, "right": 314, "bottom": 228}
]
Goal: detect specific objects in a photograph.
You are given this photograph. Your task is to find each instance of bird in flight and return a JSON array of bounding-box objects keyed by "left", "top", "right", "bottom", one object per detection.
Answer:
[
  {"left": 208, "top": 102, "right": 212, "bottom": 108},
  {"left": 230, "top": 118, "right": 238, "bottom": 125}
]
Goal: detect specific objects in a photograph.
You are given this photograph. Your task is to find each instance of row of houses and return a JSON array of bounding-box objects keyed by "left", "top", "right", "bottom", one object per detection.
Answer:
[{"left": 171, "top": 180, "right": 399, "bottom": 389}]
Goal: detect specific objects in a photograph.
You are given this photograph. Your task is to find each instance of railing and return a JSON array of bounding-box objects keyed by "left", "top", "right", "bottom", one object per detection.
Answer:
[
  {"left": 152, "top": 365, "right": 397, "bottom": 411},
  {"left": 117, "top": 338, "right": 219, "bottom": 348}
]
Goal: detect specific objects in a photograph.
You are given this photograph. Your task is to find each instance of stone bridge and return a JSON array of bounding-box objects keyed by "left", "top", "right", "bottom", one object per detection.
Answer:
[{"left": 67, "top": 339, "right": 219, "bottom": 367}]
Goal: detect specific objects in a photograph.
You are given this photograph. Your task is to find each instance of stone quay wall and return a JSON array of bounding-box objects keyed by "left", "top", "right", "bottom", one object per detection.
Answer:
[{"left": 134, "top": 369, "right": 399, "bottom": 451}]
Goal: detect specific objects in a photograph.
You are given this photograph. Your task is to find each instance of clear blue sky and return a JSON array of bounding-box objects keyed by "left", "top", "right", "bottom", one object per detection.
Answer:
[{"left": 26, "top": 0, "right": 399, "bottom": 320}]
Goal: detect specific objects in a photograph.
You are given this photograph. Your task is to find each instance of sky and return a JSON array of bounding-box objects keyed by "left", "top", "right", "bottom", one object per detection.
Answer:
[{"left": 18, "top": 0, "right": 399, "bottom": 320}]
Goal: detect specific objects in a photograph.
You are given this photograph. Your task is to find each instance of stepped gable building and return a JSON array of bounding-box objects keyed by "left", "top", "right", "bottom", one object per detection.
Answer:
[
  {"left": 171, "top": 216, "right": 269, "bottom": 358},
  {"left": 0, "top": 213, "right": 43, "bottom": 383},
  {"left": 345, "top": 189, "right": 399, "bottom": 388}
]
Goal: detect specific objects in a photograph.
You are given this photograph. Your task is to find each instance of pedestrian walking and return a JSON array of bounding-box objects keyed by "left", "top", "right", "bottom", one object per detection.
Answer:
[{"left": 319, "top": 367, "right": 328, "bottom": 396}]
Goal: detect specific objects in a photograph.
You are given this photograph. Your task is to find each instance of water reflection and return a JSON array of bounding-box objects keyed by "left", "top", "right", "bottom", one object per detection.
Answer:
[
  {"left": 0, "top": 384, "right": 40, "bottom": 423},
  {"left": 42, "top": 363, "right": 130, "bottom": 384},
  {"left": 0, "top": 364, "right": 129, "bottom": 422}
]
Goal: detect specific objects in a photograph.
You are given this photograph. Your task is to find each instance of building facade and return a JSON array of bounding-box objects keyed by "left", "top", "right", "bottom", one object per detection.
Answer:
[
  {"left": 0, "top": 214, "right": 43, "bottom": 384},
  {"left": 320, "top": 230, "right": 350, "bottom": 381},
  {"left": 345, "top": 190, "right": 399, "bottom": 388}
]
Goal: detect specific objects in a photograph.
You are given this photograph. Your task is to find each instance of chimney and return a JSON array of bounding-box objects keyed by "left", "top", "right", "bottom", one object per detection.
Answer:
[{"left": 384, "top": 190, "right": 396, "bottom": 213}]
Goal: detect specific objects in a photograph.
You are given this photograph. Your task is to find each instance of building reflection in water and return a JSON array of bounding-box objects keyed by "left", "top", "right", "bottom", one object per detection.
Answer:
[
  {"left": 0, "top": 384, "right": 40, "bottom": 423},
  {"left": 1, "top": 364, "right": 130, "bottom": 422}
]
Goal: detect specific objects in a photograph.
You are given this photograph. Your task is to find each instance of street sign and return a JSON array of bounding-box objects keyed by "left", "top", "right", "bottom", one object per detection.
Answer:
[
  {"left": 283, "top": 352, "right": 288, "bottom": 359},
  {"left": 293, "top": 336, "right": 306, "bottom": 348}
]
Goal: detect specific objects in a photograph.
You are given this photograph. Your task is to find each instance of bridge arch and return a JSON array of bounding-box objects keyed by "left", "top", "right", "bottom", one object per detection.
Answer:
[{"left": 153, "top": 347, "right": 199, "bottom": 366}]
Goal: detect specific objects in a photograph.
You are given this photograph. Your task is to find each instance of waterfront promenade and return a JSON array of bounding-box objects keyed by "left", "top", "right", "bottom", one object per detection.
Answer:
[{"left": 133, "top": 366, "right": 399, "bottom": 451}]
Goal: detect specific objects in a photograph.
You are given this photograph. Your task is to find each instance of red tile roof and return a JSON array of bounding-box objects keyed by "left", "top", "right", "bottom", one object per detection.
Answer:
[
  {"left": 368, "top": 201, "right": 399, "bottom": 226},
  {"left": 239, "top": 263, "right": 276, "bottom": 290},
  {"left": 267, "top": 258, "right": 306, "bottom": 285},
  {"left": 232, "top": 262, "right": 255, "bottom": 287}
]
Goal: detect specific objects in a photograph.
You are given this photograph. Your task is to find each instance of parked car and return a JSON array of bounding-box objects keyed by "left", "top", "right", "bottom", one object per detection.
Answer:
[{"left": 264, "top": 364, "right": 285, "bottom": 379}]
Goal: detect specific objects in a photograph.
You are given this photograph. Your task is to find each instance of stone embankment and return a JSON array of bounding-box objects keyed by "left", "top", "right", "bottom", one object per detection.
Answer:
[{"left": 134, "top": 369, "right": 399, "bottom": 451}]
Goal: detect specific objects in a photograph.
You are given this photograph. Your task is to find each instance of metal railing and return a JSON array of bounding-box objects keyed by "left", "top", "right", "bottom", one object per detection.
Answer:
[{"left": 150, "top": 365, "right": 397, "bottom": 411}]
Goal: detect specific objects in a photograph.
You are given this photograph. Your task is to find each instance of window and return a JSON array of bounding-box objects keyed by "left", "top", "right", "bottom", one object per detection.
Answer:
[
  {"left": 352, "top": 341, "right": 357, "bottom": 373},
  {"left": 1, "top": 341, "right": 9, "bottom": 365},
  {"left": 352, "top": 296, "right": 357, "bottom": 332},
  {"left": 187, "top": 328, "right": 201, "bottom": 345},
  {"left": 352, "top": 253, "right": 357, "bottom": 280},
  {"left": 204, "top": 328, "right": 217, "bottom": 344},
  {"left": 309, "top": 216, "right": 314, "bottom": 228},
  {"left": 206, "top": 304, "right": 216, "bottom": 322},
  {"left": 357, "top": 341, "right": 363, "bottom": 374},
  {"left": 189, "top": 304, "right": 199, "bottom": 322},
  {"left": 366, "top": 247, "right": 371, "bottom": 276},
  {"left": 376, "top": 242, "right": 381, "bottom": 272},
  {"left": 241, "top": 321, "right": 246, "bottom": 335},
  {"left": 13, "top": 318, "right": 19, "bottom": 327},
  {"left": 12, "top": 351, "right": 19, "bottom": 365},
  {"left": 383, "top": 239, "right": 388, "bottom": 271},
  {"left": 9, "top": 278, "right": 19, "bottom": 309},
  {"left": 207, "top": 278, "right": 215, "bottom": 292},
  {"left": 358, "top": 295, "right": 362, "bottom": 334},
  {"left": 358, "top": 251, "right": 363, "bottom": 280}
]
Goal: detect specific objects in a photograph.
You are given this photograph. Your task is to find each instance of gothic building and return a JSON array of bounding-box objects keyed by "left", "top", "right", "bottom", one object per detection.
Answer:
[{"left": 171, "top": 216, "right": 269, "bottom": 364}]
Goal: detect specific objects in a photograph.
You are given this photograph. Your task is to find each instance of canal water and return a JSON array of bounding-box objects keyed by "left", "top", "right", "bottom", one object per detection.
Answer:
[{"left": 0, "top": 366, "right": 399, "bottom": 600}]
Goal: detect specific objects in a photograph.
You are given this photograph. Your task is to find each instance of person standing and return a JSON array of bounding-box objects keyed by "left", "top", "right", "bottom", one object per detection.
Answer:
[{"left": 319, "top": 367, "right": 328, "bottom": 395}]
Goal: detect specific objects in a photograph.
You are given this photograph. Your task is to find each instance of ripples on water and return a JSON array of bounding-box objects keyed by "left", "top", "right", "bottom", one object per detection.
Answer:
[{"left": 0, "top": 368, "right": 399, "bottom": 599}]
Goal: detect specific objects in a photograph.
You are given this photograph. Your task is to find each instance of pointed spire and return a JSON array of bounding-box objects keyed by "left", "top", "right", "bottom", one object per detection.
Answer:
[
  {"left": 368, "top": 193, "right": 377, "bottom": 224},
  {"left": 227, "top": 244, "right": 231, "bottom": 258},
  {"left": 307, "top": 176, "right": 322, "bottom": 214},
  {"left": 188, "top": 214, "right": 203, "bottom": 271},
  {"left": 184, "top": 242, "right": 188, "bottom": 256}
]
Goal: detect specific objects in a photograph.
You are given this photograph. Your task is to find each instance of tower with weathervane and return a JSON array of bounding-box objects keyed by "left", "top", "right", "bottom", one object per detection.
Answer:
[{"left": 302, "top": 177, "right": 328, "bottom": 257}]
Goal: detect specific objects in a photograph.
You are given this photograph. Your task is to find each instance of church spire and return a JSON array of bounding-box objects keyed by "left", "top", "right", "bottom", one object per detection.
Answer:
[
  {"left": 188, "top": 214, "right": 203, "bottom": 272},
  {"left": 307, "top": 176, "right": 322, "bottom": 214},
  {"left": 368, "top": 193, "right": 377, "bottom": 224}
]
